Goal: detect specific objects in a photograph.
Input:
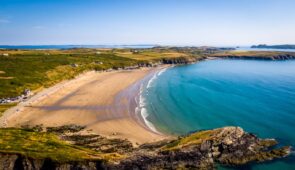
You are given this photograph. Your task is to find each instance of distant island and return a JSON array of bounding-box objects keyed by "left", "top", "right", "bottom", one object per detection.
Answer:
[{"left": 251, "top": 44, "right": 295, "bottom": 49}]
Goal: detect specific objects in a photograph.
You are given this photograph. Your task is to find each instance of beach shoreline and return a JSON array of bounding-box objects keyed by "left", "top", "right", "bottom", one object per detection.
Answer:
[{"left": 0, "top": 66, "right": 170, "bottom": 145}]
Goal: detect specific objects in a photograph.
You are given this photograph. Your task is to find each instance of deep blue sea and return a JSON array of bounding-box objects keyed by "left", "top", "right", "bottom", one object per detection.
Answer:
[{"left": 142, "top": 59, "right": 295, "bottom": 169}]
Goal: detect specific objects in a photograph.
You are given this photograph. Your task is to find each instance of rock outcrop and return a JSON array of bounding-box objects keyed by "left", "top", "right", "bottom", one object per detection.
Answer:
[
  {"left": 111, "top": 127, "right": 290, "bottom": 169},
  {"left": 161, "top": 56, "right": 205, "bottom": 64},
  {"left": 0, "top": 89, "right": 32, "bottom": 104},
  {"left": 0, "top": 127, "right": 291, "bottom": 170}
]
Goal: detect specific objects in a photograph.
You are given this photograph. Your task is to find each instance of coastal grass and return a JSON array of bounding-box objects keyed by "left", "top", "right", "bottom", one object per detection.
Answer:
[
  {"left": 0, "top": 52, "right": 138, "bottom": 99},
  {"left": 162, "top": 129, "right": 216, "bottom": 150},
  {"left": 115, "top": 51, "right": 189, "bottom": 61},
  {"left": 0, "top": 128, "right": 121, "bottom": 162}
]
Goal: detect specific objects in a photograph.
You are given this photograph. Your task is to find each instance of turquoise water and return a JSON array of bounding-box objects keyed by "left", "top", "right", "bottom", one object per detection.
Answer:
[{"left": 143, "top": 59, "right": 295, "bottom": 169}]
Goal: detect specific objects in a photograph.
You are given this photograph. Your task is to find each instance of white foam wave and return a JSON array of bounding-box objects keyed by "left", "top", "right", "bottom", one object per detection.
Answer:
[
  {"left": 136, "top": 84, "right": 158, "bottom": 133},
  {"left": 146, "top": 73, "right": 157, "bottom": 89},
  {"left": 139, "top": 85, "right": 146, "bottom": 107},
  {"left": 141, "top": 108, "right": 158, "bottom": 133},
  {"left": 147, "top": 68, "right": 167, "bottom": 89},
  {"left": 157, "top": 67, "right": 168, "bottom": 76}
]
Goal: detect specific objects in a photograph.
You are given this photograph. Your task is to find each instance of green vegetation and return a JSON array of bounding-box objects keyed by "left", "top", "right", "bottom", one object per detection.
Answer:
[
  {"left": 0, "top": 127, "right": 121, "bottom": 162},
  {"left": 211, "top": 50, "right": 295, "bottom": 58},
  {"left": 162, "top": 129, "right": 216, "bottom": 150},
  {"left": 113, "top": 49, "right": 190, "bottom": 61},
  {"left": 0, "top": 51, "right": 138, "bottom": 98},
  {"left": 0, "top": 128, "right": 96, "bottom": 162}
]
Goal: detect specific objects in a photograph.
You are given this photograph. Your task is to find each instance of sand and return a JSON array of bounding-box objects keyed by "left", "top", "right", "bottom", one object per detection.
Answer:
[{"left": 1, "top": 67, "right": 168, "bottom": 145}]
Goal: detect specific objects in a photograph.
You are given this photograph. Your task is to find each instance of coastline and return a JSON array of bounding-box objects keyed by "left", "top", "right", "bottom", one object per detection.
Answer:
[
  {"left": 134, "top": 66, "right": 170, "bottom": 134},
  {"left": 0, "top": 66, "right": 170, "bottom": 145}
]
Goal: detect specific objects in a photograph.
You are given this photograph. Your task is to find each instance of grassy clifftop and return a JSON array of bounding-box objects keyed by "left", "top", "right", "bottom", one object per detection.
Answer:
[
  {"left": 0, "top": 126, "right": 291, "bottom": 169},
  {"left": 211, "top": 50, "right": 295, "bottom": 60},
  {"left": 0, "top": 127, "right": 121, "bottom": 163}
]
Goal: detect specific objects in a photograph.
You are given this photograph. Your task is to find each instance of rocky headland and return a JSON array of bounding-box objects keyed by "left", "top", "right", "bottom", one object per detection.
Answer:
[
  {"left": 0, "top": 126, "right": 291, "bottom": 170},
  {"left": 210, "top": 51, "right": 295, "bottom": 60},
  {"left": 251, "top": 44, "right": 295, "bottom": 50}
]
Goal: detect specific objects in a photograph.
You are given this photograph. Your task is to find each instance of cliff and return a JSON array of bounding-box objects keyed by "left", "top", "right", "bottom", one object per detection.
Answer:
[
  {"left": 211, "top": 51, "right": 295, "bottom": 60},
  {"left": 251, "top": 44, "right": 295, "bottom": 50},
  {"left": 0, "top": 126, "right": 291, "bottom": 170}
]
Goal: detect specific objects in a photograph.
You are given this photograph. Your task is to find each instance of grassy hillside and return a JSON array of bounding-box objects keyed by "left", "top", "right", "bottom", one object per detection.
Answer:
[
  {"left": 0, "top": 51, "right": 138, "bottom": 98},
  {"left": 113, "top": 49, "right": 189, "bottom": 61},
  {"left": 0, "top": 127, "right": 120, "bottom": 162}
]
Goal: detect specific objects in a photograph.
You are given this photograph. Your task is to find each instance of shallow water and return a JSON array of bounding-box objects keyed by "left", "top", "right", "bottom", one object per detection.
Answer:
[{"left": 142, "top": 59, "right": 295, "bottom": 169}]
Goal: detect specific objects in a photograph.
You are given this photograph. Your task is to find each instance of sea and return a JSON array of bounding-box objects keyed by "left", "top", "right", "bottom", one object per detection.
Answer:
[{"left": 141, "top": 59, "right": 295, "bottom": 169}]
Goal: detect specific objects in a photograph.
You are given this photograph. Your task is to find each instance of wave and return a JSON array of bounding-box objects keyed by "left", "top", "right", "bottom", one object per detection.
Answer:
[
  {"left": 147, "top": 68, "right": 168, "bottom": 89},
  {"left": 157, "top": 67, "right": 168, "bottom": 76},
  {"left": 135, "top": 67, "right": 169, "bottom": 134},
  {"left": 141, "top": 107, "right": 158, "bottom": 133},
  {"left": 146, "top": 73, "right": 157, "bottom": 89},
  {"left": 136, "top": 83, "right": 159, "bottom": 133}
]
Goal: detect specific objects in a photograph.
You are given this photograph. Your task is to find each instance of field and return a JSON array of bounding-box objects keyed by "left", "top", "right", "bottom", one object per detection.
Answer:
[{"left": 112, "top": 49, "right": 189, "bottom": 61}]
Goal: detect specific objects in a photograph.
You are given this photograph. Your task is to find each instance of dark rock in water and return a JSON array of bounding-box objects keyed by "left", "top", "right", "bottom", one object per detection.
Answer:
[{"left": 0, "top": 126, "right": 291, "bottom": 170}]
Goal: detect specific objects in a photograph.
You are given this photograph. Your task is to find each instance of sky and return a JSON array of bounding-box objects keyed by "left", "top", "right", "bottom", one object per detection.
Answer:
[{"left": 0, "top": 0, "right": 294, "bottom": 46}]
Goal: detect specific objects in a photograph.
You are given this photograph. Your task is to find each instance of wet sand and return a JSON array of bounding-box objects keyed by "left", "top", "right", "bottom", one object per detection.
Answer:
[{"left": 1, "top": 67, "right": 168, "bottom": 145}]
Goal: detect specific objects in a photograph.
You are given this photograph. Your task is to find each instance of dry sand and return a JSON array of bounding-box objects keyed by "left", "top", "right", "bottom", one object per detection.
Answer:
[{"left": 1, "top": 67, "right": 168, "bottom": 145}]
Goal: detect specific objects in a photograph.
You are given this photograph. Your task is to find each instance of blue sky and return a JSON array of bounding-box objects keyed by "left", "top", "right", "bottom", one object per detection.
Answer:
[{"left": 0, "top": 0, "right": 294, "bottom": 46}]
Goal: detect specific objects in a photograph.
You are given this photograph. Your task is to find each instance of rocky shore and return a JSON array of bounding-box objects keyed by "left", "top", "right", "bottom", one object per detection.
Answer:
[
  {"left": 0, "top": 126, "right": 291, "bottom": 170},
  {"left": 0, "top": 89, "right": 32, "bottom": 104}
]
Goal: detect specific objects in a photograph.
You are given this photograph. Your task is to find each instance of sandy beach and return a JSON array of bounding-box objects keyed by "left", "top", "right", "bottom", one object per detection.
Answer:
[{"left": 1, "top": 67, "right": 168, "bottom": 145}]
